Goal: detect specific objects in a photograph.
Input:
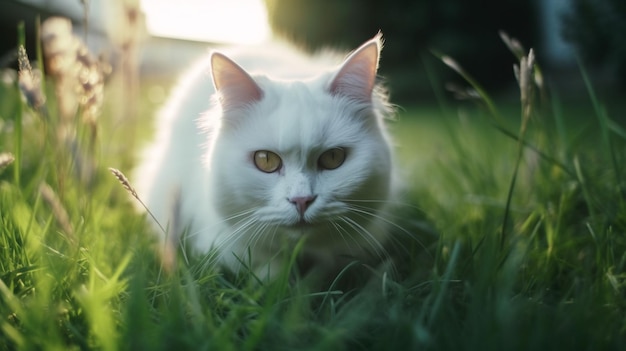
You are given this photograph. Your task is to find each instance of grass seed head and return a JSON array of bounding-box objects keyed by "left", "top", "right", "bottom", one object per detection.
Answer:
[
  {"left": 39, "top": 182, "right": 75, "bottom": 242},
  {"left": 42, "top": 17, "right": 110, "bottom": 124},
  {"left": 17, "top": 46, "right": 46, "bottom": 111},
  {"left": 499, "top": 31, "right": 526, "bottom": 60},
  {"left": 519, "top": 49, "right": 536, "bottom": 117},
  {"left": 108, "top": 167, "right": 139, "bottom": 200},
  {"left": 0, "top": 152, "right": 15, "bottom": 170},
  {"left": 441, "top": 55, "right": 464, "bottom": 75},
  {"left": 108, "top": 167, "right": 169, "bottom": 236}
]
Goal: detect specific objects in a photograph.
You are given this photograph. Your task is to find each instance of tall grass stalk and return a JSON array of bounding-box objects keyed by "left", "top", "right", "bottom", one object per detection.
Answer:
[
  {"left": 500, "top": 49, "right": 536, "bottom": 249},
  {"left": 13, "top": 22, "right": 25, "bottom": 186},
  {"left": 578, "top": 58, "right": 623, "bottom": 195}
]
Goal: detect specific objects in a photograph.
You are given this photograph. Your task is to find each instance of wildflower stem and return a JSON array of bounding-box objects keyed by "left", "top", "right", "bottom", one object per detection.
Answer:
[
  {"left": 578, "top": 58, "right": 622, "bottom": 193},
  {"left": 500, "top": 51, "right": 535, "bottom": 250},
  {"left": 35, "top": 16, "right": 46, "bottom": 104},
  {"left": 14, "top": 22, "right": 26, "bottom": 186}
]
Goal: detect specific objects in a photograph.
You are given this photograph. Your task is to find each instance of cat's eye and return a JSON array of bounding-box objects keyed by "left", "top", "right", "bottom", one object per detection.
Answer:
[
  {"left": 318, "top": 148, "right": 346, "bottom": 170},
  {"left": 253, "top": 150, "right": 282, "bottom": 173}
]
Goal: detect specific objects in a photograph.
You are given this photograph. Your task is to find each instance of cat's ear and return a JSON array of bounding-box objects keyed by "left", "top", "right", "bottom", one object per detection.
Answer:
[
  {"left": 211, "top": 52, "right": 263, "bottom": 110},
  {"left": 329, "top": 33, "right": 382, "bottom": 103}
]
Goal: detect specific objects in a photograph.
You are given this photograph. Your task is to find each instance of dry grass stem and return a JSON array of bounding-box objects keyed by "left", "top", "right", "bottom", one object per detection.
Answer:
[
  {"left": 108, "top": 167, "right": 178, "bottom": 272},
  {"left": 501, "top": 45, "right": 539, "bottom": 248},
  {"left": 39, "top": 182, "right": 75, "bottom": 243},
  {"left": 69, "top": 139, "right": 96, "bottom": 186},
  {"left": 160, "top": 188, "right": 182, "bottom": 273},
  {"left": 160, "top": 233, "right": 178, "bottom": 274}
]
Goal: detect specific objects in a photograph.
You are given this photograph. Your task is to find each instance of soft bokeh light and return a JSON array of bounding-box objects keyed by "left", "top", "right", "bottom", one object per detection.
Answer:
[{"left": 140, "top": 0, "right": 271, "bottom": 44}]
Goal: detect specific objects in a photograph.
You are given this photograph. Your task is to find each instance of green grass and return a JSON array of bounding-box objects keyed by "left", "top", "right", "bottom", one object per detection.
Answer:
[{"left": 1, "top": 40, "right": 626, "bottom": 350}]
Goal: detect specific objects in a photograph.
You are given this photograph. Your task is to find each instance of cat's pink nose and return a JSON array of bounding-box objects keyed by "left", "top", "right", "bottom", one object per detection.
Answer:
[{"left": 288, "top": 195, "right": 317, "bottom": 216}]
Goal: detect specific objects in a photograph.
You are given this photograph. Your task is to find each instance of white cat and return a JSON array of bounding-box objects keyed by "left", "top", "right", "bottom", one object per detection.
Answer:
[{"left": 134, "top": 34, "right": 398, "bottom": 279}]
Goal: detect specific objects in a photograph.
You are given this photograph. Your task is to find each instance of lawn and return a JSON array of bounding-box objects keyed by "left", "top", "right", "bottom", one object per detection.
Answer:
[{"left": 1, "top": 34, "right": 625, "bottom": 350}]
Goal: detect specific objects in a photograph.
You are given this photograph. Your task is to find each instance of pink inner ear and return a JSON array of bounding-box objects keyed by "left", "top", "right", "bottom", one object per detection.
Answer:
[
  {"left": 211, "top": 52, "right": 263, "bottom": 110},
  {"left": 329, "top": 36, "right": 381, "bottom": 103}
]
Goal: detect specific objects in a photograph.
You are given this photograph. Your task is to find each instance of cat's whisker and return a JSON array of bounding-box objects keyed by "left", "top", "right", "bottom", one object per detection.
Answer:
[
  {"left": 195, "top": 222, "right": 260, "bottom": 273},
  {"left": 189, "top": 207, "right": 259, "bottom": 241},
  {"left": 218, "top": 208, "right": 261, "bottom": 226},
  {"left": 228, "top": 221, "right": 263, "bottom": 269},
  {"left": 339, "top": 215, "right": 401, "bottom": 277},
  {"left": 219, "top": 212, "right": 283, "bottom": 266},
  {"left": 245, "top": 221, "right": 270, "bottom": 253},
  {"left": 343, "top": 198, "right": 424, "bottom": 212},
  {"left": 217, "top": 216, "right": 259, "bottom": 249},
  {"left": 344, "top": 203, "right": 429, "bottom": 253},
  {"left": 329, "top": 221, "right": 349, "bottom": 246},
  {"left": 339, "top": 215, "right": 390, "bottom": 262},
  {"left": 192, "top": 209, "right": 262, "bottom": 269},
  {"left": 329, "top": 219, "right": 359, "bottom": 251},
  {"left": 196, "top": 247, "right": 221, "bottom": 274},
  {"left": 267, "top": 223, "right": 281, "bottom": 253}
]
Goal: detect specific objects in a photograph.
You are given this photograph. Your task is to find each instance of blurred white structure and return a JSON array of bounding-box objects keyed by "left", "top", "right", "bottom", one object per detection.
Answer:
[
  {"left": 6, "top": 0, "right": 270, "bottom": 76},
  {"left": 12, "top": 0, "right": 117, "bottom": 51},
  {"left": 7, "top": 0, "right": 578, "bottom": 75},
  {"left": 538, "top": 0, "right": 577, "bottom": 67},
  {"left": 140, "top": 0, "right": 271, "bottom": 44}
]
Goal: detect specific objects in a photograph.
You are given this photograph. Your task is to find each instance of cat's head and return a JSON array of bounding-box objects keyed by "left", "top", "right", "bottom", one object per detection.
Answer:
[{"left": 205, "top": 34, "right": 395, "bottom": 255}]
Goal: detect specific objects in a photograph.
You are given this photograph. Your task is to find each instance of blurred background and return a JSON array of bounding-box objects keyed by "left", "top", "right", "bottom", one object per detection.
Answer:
[{"left": 1, "top": 0, "right": 624, "bottom": 104}]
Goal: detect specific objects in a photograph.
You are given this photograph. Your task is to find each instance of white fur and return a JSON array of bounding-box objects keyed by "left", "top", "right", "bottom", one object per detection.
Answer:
[{"left": 134, "top": 35, "right": 397, "bottom": 278}]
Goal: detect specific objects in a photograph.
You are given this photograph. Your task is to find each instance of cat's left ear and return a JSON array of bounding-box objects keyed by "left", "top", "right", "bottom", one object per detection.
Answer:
[
  {"left": 211, "top": 52, "right": 263, "bottom": 110},
  {"left": 329, "top": 33, "right": 382, "bottom": 103}
]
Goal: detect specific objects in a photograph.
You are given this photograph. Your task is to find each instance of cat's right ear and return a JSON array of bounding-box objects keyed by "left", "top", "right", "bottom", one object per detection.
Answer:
[
  {"left": 210, "top": 52, "right": 263, "bottom": 110},
  {"left": 329, "top": 33, "right": 382, "bottom": 104}
]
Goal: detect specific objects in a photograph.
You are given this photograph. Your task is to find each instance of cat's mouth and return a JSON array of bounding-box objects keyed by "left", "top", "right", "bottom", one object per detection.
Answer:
[
  {"left": 291, "top": 219, "right": 314, "bottom": 228},
  {"left": 284, "top": 218, "right": 318, "bottom": 231}
]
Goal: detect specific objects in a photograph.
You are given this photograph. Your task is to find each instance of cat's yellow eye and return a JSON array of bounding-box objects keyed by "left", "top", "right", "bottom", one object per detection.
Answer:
[
  {"left": 318, "top": 148, "right": 346, "bottom": 170},
  {"left": 253, "top": 150, "right": 282, "bottom": 173}
]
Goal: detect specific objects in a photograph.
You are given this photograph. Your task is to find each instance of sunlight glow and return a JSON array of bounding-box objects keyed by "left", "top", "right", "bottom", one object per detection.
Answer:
[{"left": 140, "top": 0, "right": 271, "bottom": 44}]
